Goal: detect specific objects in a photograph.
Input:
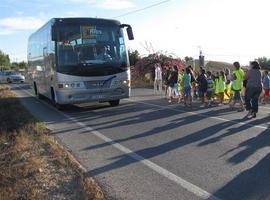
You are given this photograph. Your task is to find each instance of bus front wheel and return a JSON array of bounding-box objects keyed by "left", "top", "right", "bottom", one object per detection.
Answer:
[
  {"left": 34, "top": 82, "right": 42, "bottom": 99},
  {"left": 109, "top": 100, "right": 120, "bottom": 107},
  {"left": 51, "top": 88, "right": 64, "bottom": 110},
  {"left": 33, "top": 82, "right": 38, "bottom": 96}
]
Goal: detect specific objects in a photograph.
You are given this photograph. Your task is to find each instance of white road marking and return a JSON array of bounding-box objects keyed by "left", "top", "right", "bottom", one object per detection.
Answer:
[
  {"left": 16, "top": 85, "right": 221, "bottom": 200},
  {"left": 126, "top": 98, "right": 269, "bottom": 131},
  {"left": 260, "top": 106, "right": 270, "bottom": 110}
]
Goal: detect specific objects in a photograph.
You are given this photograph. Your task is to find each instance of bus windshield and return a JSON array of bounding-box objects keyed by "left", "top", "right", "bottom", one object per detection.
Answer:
[{"left": 56, "top": 24, "right": 128, "bottom": 75}]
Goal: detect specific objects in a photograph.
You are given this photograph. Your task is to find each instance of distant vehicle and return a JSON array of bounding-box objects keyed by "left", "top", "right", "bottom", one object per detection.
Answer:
[
  {"left": 0, "top": 71, "right": 25, "bottom": 83},
  {"left": 27, "top": 18, "right": 134, "bottom": 108}
]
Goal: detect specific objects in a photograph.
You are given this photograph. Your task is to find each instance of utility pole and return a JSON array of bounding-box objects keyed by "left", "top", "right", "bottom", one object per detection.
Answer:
[{"left": 198, "top": 47, "right": 204, "bottom": 68}]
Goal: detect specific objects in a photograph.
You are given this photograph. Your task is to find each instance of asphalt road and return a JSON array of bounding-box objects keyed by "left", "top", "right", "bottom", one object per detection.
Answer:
[{"left": 12, "top": 84, "right": 270, "bottom": 200}]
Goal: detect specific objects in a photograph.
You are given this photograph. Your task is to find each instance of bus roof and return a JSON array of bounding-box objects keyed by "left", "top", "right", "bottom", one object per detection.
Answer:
[
  {"left": 29, "top": 17, "right": 122, "bottom": 40},
  {"left": 53, "top": 17, "right": 121, "bottom": 26}
]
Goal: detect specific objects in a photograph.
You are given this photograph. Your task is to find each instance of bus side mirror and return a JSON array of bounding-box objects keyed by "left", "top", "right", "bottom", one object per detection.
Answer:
[
  {"left": 127, "top": 26, "right": 134, "bottom": 40},
  {"left": 120, "top": 24, "right": 134, "bottom": 40}
]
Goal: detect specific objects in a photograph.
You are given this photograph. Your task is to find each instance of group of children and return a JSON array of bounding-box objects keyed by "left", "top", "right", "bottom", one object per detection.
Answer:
[
  {"left": 154, "top": 65, "right": 263, "bottom": 107},
  {"left": 165, "top": 66, "right": 233, "bottom": 108}
]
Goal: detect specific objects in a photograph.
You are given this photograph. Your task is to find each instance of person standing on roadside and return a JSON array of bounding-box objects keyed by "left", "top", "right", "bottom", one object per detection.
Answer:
[
  {"left": 154, "top": 63, "right": 163, "bottom": 95},
  {"left": 225, "top": 68, "right": 233, "bottom": 102},
  {"left": 163, "top": 65, "right": 170, "bottom": 98},
  {"left": 230, "top": 62, "right": 245, "bottom": 112},
  {"left": 206, "top": 71, "right": 214, "bottom": 106},
  {"left": 187, "top": 66, "right": 196, "bottom": 100},
  {"left": 260, "top": 70, "right": 270, "bottom": 104},
  {"left": 217, "top": 71, "right": 226, "bottom": 105},
  {"left": 242, "top": 68, "right": 248, "bottom": 103},
  {"left": 183, "top": 68, "right": 192, "bottom": 107},
  {"left": 197, "top": 68, "right": 208, "bottom": 107},
  {"left": 178, "top": 68, "right": 185, "bottom": 103},
  {"left": 245, "top": 61, "right": 262, "bottom": 118},
  {"left": 168, "top": 66, "right": 179, "bottom": 103},
  {"left": 214, "top": 72, "right": 220, "bottom": 103}
]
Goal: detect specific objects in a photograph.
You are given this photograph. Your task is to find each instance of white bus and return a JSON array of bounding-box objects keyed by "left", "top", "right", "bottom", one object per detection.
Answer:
[{"left": 27, "top": 18, "right": 134, "bottom": 108}]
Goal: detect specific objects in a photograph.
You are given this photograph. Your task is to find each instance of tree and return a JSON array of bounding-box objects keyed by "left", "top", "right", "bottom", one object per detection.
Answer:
[
  {"left": 18, "top": 61, "right": 28, "bottom": 70},
  {"left": 11, "top": 62, "right": 19, "bottom": 71},
  {"left": 142, "top": 41, "right": 155, "bottom": 54},
  {"left": 11, "top": 61, "right": 28, "bottom": 71},
  {"left": 184, "top": 56, "right": 194, "bottom": 63},
  {"left": 132, "top": 51, "right": 186, "bottom": 80},
  {"left": 256, "top": 57, "right": 270, "bottom": 70},
  {"left": 159, "top": 54, "right": 172, "bottom": 64},
  {"left": 128, "top": 49, "right": 140, "bottom": 66},
  {"left": 0, "top": 50, "right": 10, "bottom": 69}
]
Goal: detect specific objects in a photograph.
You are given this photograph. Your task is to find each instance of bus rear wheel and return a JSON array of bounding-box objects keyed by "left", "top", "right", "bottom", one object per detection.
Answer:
[{"left": 109, "top": 100, "right": 120, "bottom": 107}]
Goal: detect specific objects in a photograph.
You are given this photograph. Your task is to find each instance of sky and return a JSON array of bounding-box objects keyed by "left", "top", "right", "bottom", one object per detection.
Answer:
[{"left": 0, "top": 0, "right": 270, "bottom": 64}]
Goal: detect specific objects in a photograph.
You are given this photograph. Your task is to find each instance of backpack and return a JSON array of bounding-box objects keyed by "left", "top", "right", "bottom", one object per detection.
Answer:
[
  {"left": 201, "top": 75, "right": 208, "bottom": 91},
  {"left": 167, "top": 79, "right": 174, "bottom": 87}
]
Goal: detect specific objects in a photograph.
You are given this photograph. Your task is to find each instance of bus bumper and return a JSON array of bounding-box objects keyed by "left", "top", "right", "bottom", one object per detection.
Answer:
[{"left": 55, "top": 87, "right": 130, "bottom": 105}]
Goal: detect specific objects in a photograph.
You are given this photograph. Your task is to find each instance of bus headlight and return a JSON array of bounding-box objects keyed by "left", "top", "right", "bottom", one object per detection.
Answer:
[
  {"left": 58, "top": 82, "right": 85, "bottom": 89},
  {"left": 112, "top": 80, "right": 130, "bottom": 86},
  {"left": 122, "top": 80, "right": 130, "bottom": 86}
]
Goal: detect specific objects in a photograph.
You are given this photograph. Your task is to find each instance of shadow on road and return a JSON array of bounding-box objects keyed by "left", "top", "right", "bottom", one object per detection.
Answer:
[
  {"left": 211, "top": 121, "right": 270, "bottom": 199},
  {"left": 212, "top": 153, "right": 270, "bottom": 200},
  {"left": 85, "top": 119, "right": 237, "bottom": 176},
  {"left": 198, "top": 116, "right": 270, "bottom": 148},
  {"left": 81, "top": 104, "right": 245, "bottom": 152},
  {"left": 13, "top": 85, "right": 270, "bottom": 200}
]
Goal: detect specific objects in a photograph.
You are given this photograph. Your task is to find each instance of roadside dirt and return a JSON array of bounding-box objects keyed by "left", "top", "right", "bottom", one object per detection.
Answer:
[{"left": 0, "top": 84, "right": 106, "bottom": 200}]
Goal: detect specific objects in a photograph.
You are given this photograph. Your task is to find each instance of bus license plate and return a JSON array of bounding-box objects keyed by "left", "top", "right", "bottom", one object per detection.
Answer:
[{"left": 91, "top": 95, "right": 105, "bottom": 99}]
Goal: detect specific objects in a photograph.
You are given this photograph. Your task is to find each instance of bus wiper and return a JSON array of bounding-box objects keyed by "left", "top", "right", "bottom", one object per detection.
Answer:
[
  {"left": 81, "top": 60, "right": 106, "bottom": 65},
  {"left": 78, "top": 62, "right": 93, "bottom": 66},
  {"left": 78, "top": 62, "right": 101, "bottom": 67}
]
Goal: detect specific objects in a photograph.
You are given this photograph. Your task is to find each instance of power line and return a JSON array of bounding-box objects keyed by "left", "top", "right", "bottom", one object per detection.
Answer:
[{"left": 114, "top": 0, "right": 171, "bottom": 18}]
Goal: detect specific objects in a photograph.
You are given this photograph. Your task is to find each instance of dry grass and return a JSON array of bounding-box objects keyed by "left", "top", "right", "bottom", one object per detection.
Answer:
[{"left": 0, "top": 84, "right": 105, "bottom": 200}]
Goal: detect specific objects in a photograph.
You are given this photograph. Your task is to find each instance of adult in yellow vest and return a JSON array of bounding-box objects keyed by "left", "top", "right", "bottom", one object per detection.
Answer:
[{"left": 230, "top": 61, "right": 245, "bottom": 111}]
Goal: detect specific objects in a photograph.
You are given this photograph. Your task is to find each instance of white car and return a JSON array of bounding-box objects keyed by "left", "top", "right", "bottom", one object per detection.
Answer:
[{"left": 0, "top": 71, "right": 25, "bottom": 83}]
